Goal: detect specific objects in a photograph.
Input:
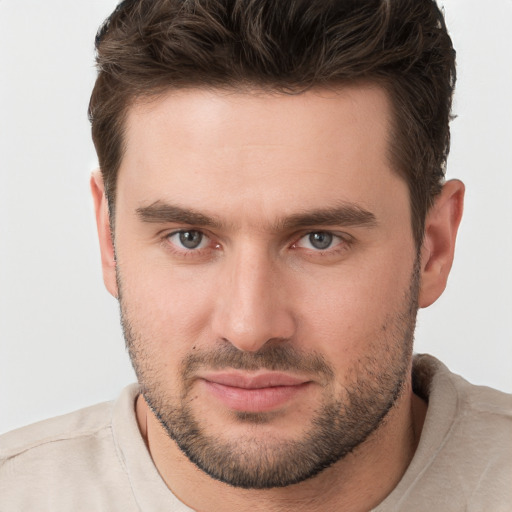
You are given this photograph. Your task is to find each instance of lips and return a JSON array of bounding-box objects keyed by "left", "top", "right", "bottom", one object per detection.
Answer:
[{"left": 199, "top": 371, "right": 311, "bottom": 413}]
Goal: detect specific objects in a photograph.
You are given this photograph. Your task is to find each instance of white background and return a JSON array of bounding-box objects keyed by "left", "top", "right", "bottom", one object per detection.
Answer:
[{"left": 0, "top": 0, "right": 511, "bottom": 434}]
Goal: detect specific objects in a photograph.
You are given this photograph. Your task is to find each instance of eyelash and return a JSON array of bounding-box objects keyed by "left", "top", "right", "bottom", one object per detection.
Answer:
[
  {"left": 162, "top": 229, "right": 353, "bottom": 258},
  {"left": 163, "top": 230, "right": 219, "bottom": 258},
  {"left": 291, "top": 232, "right": 350, "bottom": 252}
]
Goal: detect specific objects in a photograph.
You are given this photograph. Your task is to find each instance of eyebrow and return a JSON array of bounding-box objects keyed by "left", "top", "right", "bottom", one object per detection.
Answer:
[
  {"left": 136, "top": 202, "right": 222, "bottom": 228},
  {"left": 136, "top": 201, "right": 377, "bottom": 231},
  {"left": 278, "top": 205, "right": 377, "bottom": 230}
]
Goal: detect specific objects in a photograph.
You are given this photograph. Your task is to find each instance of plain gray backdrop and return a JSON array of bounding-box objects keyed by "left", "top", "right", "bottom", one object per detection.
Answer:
[{"left": 1, "top": 0, "right": 511, "bottom": 434}]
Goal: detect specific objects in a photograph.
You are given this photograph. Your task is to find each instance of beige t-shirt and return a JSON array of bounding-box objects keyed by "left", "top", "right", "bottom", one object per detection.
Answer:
[{"left": 1, "top": 354, "right": 511, "bottom": 511}]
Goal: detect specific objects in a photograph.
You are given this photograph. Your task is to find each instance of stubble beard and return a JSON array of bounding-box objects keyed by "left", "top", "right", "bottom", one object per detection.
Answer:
[{"left": 119, "top": 261, "right": 419, "bottom": 489}]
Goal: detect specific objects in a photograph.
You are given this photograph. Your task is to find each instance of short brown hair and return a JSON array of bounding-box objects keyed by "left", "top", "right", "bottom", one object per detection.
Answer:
[{"left": 89, "top": 0, "right": 456, "bottom": 247}]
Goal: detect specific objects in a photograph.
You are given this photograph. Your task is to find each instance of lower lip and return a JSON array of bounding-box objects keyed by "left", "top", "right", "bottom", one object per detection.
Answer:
[{"left": 202, "top": 381, "right": 310, "bottom": 413}]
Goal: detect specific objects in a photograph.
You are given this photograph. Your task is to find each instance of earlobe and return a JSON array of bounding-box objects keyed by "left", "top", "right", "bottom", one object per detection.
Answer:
[
  {"left": 90, "top": 170, "right": 119, "bottom": 299},
  {"left": 418, "top": 179, "right": 465, "bottom": 308}
]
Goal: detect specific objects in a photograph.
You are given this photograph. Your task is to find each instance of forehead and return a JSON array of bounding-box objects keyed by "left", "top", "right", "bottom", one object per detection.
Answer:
[
  {"left": 117, "top": 85, "right": 408, "bottom": 228},
  {"left": 125, "top": 84, "right": 392, "bottom": 159}
]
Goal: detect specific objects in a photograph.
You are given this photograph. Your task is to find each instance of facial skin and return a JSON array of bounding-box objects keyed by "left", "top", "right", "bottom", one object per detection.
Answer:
[{"left": 92, "top": 85, "right": 464, "bottom": 511}]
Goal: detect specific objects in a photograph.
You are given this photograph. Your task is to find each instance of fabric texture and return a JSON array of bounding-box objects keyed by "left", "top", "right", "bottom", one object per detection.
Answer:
[{"left": 1, "top": 354, "right": 511, "bottom": 511}]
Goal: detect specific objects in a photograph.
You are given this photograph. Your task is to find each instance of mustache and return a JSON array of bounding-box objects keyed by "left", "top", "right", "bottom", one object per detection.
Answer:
[{"left": 180, "top": 341, "right": 335, "bottom": 381}]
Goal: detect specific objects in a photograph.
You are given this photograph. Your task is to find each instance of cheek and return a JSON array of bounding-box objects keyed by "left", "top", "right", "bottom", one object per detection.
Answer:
[
  {"left": 292, "top": 252, "right": 415, "bottom": 360},
  {"left": 118, "top": 256, "right": 218, "bottom": 355}
]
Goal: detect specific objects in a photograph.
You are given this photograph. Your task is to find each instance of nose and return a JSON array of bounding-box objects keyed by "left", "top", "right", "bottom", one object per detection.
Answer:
[{"left": 211, "top": 245, "right": 296, "bottom": 352}]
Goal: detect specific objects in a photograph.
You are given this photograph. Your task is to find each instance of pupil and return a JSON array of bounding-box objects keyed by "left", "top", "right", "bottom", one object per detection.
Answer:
[
  {"left": 179, "top": 231, "right": 202, "bottom": 249},
  {"left": 309, "top": 232, "right": 332, "bottom": 250}
]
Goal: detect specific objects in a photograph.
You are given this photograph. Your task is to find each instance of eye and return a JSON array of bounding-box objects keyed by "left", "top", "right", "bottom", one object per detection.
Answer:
[
  {"left": 167, "top": 230, "right": 209, "bottom": 250},
  {"left": 294, "top": 231, "right": 343, "bottom": 251}
]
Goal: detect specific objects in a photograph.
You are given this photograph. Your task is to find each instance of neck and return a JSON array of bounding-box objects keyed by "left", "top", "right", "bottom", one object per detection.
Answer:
[{"left": 135, "top": 380, "right": 427, "bottom": 512}]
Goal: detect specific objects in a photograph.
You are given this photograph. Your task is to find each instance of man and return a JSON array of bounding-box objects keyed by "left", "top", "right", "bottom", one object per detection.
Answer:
[{"left": 1, "top": 0, "right": 511, "bottom": 510}]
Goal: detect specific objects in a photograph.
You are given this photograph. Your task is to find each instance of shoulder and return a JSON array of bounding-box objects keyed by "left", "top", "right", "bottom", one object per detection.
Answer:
[
  {"left": 414, "top": 353, "right": 512, "bottom": 427},
  {"left": 439, "top": 357, "right": 512, "bottom": 472},
  {"left": 0, "top": 400, "right": 114, "bottom": 460},
  {"left": 0, "top": 385, "right": 140, "bottom": 511},
  {"left": 389, "top": 354, "right": 512, "bottom": 510},
  {"left": 414, "top": 353, "right": 512, "bottom": 462},
  {"left": 377, "top": 355, "right": 512, "bottom": 511}
]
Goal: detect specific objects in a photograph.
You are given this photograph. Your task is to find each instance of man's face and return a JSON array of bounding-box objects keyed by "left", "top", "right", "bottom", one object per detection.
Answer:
[{"left": 112, "top": 86, "right": 419, "bottom": 488}]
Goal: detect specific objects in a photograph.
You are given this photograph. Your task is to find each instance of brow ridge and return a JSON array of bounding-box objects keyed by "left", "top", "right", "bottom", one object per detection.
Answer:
[
  {"left": 136, "top": 202, "right": 222, "bottom": 228},
  {"left": 278, "top": 205, "right": 377, "bottom": 231},
  {"left": 136, "top": 201, "right": 377, "bottom": 231}
]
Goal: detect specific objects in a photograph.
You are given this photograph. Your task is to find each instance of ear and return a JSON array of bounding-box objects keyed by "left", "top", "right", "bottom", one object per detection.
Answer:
[
  {"left": 418, "top": 179, "right": 465, "bottom": 308},
  {"left": 90, "top": 170, "right": 118, "bottom": 299}
]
